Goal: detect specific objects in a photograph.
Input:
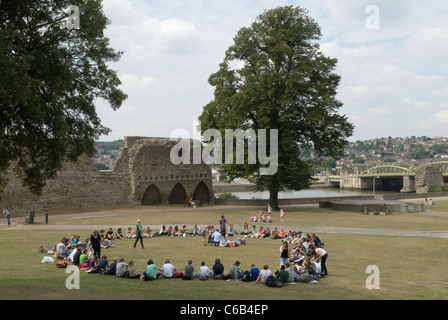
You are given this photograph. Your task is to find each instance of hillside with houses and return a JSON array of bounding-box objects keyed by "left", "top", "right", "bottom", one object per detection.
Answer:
[
  {"left": 319, "top": 136, "right": 448, "bottom": 174},
  {"left": 92, "top": 136, "right": 448, "bottom": 175}
]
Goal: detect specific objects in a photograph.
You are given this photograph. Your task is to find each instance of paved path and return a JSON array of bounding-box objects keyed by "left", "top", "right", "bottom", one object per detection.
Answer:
[{"left": 2, "top": 200, "right": 448, "bottom": 239}]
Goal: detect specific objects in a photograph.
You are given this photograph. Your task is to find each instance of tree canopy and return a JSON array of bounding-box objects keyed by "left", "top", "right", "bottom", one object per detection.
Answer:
[
  {"left": 199, "top": 6, "right": 354, "bottom": 209},
  {"left": 0, "top": 0, "right": 127, "bottom": 195}
]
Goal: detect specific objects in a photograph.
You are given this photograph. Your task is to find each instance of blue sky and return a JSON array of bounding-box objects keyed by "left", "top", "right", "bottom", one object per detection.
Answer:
[{"left": 95, "top": 0, "right": 448, "bottom": 142}]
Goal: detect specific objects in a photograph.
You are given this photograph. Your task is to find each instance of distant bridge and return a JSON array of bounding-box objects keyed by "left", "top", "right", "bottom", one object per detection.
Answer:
[{"left": 314, "top": 162, "right": 448, "bottom": 193}]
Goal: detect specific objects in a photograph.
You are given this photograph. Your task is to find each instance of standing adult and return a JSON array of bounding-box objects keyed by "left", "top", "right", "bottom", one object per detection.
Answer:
[
  {"left": 134, "top": 219, "right": 144, "bottom": 249},
  {"left": 2, "top": 208, "right": 11, "bottom": 227},
  {"left": 87, "top": 229, "right": 102, "bottom": 258},
  {"left": 201, "top": 226, "right": 210, "bottom": 246},
  {"left": 219, "top": 215, "right": 229, "bottom": 237},
  {"left": 313, "top": 247, "right": 328, "bottom": 276},
  {"left": 280, "top": 241, "right": 289, "bottom": 267}
]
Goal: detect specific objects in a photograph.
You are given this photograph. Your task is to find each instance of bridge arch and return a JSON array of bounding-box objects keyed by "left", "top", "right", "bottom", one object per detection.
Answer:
[{"left": 360, "top": 165, "right": 411, "bottom": 176}]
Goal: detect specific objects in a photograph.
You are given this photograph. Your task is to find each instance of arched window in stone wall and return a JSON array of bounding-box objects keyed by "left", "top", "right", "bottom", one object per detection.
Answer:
[
  {"left": 169, "top": 183, "right": 187, "bottom": 204},
  {"left": 193, "top": 181, "right": 210, "bottom": 204},
  {"left": 142, "top": 184, "right": 162, "bottom": 205}
]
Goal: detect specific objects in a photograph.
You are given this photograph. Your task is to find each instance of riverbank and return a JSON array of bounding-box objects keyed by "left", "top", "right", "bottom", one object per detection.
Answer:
[{"left": 214, "top": 191, "right": 448, "bottom": 206}]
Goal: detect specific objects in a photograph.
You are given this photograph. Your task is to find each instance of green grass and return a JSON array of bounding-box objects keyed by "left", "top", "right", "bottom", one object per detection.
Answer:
[
  {"left": 1, "top": 203, "right": 448, "bottom": 300},
  {"left": 425, "top": 200, "right": 448, "bottom": 214}
]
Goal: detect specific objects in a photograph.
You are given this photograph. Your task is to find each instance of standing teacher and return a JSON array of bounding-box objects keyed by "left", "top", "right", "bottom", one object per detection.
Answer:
[
  {"left": 87, "top": 229, "right": 101, "bottom": 258},
  {"left": 219, "top": 215, "right": 229, "bottom": 237},
  {"left": 134, "top": 219, "right": 145, "bottom": 249}
]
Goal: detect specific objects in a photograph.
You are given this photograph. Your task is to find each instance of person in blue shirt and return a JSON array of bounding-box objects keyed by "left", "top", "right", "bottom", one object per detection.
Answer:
[{"left": 250, "top": 263, "right": 260, "bottom": 281}]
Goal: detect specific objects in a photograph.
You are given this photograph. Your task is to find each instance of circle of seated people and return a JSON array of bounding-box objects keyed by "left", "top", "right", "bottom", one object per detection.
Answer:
[{"left": 40, "top": 225, "right": 327, "bottom": 285}]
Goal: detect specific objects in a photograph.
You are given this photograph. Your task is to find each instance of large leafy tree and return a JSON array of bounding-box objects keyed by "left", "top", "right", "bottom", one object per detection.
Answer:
[
  {"left": 199, "top": 6, "right": 353, "bottom": 209},
  {"left": 0, "top": 0, "right": 127, "bottom": 195}
]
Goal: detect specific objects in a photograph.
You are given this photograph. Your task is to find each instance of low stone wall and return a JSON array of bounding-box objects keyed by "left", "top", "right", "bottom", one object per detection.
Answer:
[
  {"left": 213, "top": 183, "right": 255, "bottom": 193},
  {"left": 318, "top": 200, "right": 425, "bottom": 214},
  {"left": 381, "top": 192, "right": 448, "bottom": 200}
]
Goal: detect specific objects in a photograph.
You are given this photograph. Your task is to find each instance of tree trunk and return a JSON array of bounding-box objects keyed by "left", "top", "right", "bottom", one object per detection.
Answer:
[{"left": 269, "top": 189, "right": 280, "bottom": 211}]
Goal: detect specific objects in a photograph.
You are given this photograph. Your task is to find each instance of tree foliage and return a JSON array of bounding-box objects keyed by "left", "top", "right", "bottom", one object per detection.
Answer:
[
  {"left": 199, "top": 6, "right": 353, "bottom": 209},
  {"left": 0, "top": 0, "right": 127, "bottom": 195}
]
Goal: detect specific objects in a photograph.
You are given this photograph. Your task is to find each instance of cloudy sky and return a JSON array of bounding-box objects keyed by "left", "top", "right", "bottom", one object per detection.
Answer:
[{"left": 95, "top": 0, "right": 448, "bottom": 142}]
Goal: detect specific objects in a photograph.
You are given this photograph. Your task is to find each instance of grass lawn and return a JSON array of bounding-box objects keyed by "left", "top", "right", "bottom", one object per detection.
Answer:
[{"left": 1, "top": 202, "right": 448, "bottom": 300}]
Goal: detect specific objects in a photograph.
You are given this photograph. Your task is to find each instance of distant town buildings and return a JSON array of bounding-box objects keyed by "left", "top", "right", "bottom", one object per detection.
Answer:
[
  {"left": 93, "top": 136, "right": 448, "bottom": 176},
  {"left": 326, "top": 135, "right": 448, "bottom": 173}
]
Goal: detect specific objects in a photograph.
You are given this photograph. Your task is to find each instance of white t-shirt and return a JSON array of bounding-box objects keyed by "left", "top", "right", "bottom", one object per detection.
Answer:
[
  {"left": 316, "top": 248, "right": 327, "bottom": 256},
  {"left": 260, "top": 269, "right": 273, "bottom": 283},
  {"left": 68, "top": 249, "right": 77, "bottom": 262},
  {"left": 162, "top": 263, "right": 176, "bottom": 277},
  {"left": 198, "top": 266, "right": 211, "bottom": 277}
]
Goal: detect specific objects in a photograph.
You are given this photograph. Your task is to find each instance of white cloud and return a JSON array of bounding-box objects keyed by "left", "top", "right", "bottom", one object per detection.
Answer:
[
  {"left": 431, "top": 110, "right": 448, "bottom": 123},
  {"left": 366, "top": 107, "right": 391, "bottom": 116},
  {"left": 120, "top": 74, "right": 155, "bottom": 92},
  {"left": 95, "top": 0, "right": 448, "bottom": 142}
]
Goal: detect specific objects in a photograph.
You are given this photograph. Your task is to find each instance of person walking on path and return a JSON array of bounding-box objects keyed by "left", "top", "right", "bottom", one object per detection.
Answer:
[
  {"left": 2, "top": 208, "right": 11, "bottom": 227},
  {"left": 134, "top": 219, "right": 145, "bottom": 249}
]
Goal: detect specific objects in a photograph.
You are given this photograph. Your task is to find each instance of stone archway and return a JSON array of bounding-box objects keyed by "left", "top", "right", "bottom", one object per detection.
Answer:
[
  {"left": 142, "top": 184, "right": 162, "bottom": 205},
  {"left": 193, "top": 181, "right": 210, "bottom": 204},
  {"left": 169, "top": 183, "right": 187, "bottom": 204}
]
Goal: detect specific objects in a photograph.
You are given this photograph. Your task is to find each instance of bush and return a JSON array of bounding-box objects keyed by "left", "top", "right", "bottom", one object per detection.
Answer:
[{"left": 429, "top": 184, "right": 448, "bottom": 192}]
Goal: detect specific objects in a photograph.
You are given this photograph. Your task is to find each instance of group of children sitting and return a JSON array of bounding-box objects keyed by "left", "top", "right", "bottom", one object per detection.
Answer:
[
  {"left": 42, "top": 225, "right": 326, "bottom": 286},
  {"left": 250, "top": 210, "right": 272, "bottom": 223}
]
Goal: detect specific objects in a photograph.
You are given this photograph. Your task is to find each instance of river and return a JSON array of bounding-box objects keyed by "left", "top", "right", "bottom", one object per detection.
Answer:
[{"left": 215, "top": 188, "right": 401, "bottom": 200}]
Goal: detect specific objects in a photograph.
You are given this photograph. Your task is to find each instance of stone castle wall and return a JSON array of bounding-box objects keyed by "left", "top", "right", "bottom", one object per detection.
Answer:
[{"left": 0, "top": 137, "right": 214, "bottom": 212}]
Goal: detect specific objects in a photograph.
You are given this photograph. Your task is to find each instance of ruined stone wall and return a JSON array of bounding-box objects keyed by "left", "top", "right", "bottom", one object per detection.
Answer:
[
  {"left": 414, "top": 164, "right": 444, "bottom": 194},
  {"left": 123, "top": 137, "right": 214, "bottom": 205},
  {"left": 0, "top": 137, "right": 214, "bottom": 212},
  {"left": 0, "top": 156, "right": 131, "bottom": 212}
]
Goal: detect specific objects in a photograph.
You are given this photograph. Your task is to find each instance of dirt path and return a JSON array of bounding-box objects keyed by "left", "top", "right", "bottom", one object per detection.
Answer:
[{"left": 2, "top": 201, "right": 448, "bottom": 239}]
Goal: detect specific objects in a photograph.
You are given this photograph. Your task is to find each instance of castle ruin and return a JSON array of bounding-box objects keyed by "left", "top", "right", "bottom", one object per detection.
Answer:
[{"left": 0, "top": 137, "right": 214, "bottom": 212}]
